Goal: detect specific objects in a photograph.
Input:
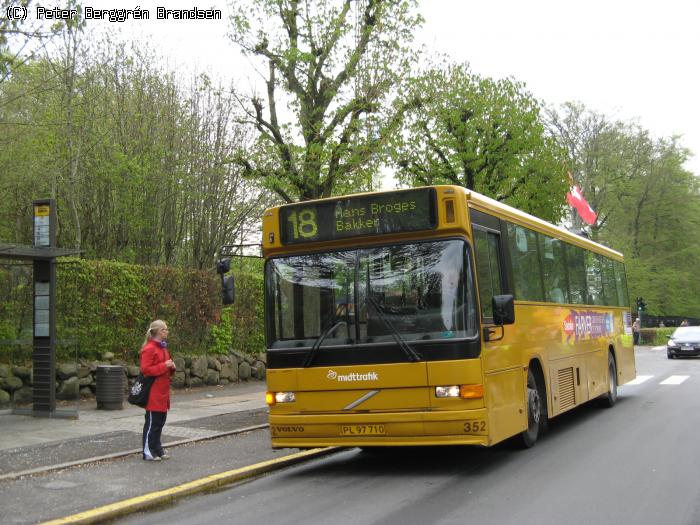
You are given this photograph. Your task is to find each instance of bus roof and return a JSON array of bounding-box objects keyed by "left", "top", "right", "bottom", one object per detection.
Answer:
[
  {"left": 456, "top": 186, "right": 623, "bottom": 259},
  {"left": 264, "top": 185, "right": 623, "bottom": 260}
]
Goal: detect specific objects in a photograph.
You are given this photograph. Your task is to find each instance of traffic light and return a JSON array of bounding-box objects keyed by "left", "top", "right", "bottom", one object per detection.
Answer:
[{"left": 636, "top": 297, "right": 646, "bottom": 311}]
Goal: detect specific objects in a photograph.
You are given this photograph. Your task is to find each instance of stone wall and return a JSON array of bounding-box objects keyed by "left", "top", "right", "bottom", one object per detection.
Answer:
[{"left": 0, "top": 350, "right": 266, "bottom": 408}]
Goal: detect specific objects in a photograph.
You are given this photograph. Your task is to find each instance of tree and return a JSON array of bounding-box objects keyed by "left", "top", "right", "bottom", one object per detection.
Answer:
[
  {"left": 545, "top": 102, "right": 623, "bottom": 233},
  {"left": 0, "top": 32, "right": 268, "bottom": 269},
  {"left": 0, "top": 0, "right": 80, "bottom": 89},
  {"left": 547, "top": 102, "right": 700, "bottom": 317},
  {"left": 178, "top": 74, "right": 270, "bottom": 269},
  {"left": 229, "top": 0, "right": 422, "bottom": 202},
  {"left": 393, "top": 63, "right": 568, "bottom": 222}
]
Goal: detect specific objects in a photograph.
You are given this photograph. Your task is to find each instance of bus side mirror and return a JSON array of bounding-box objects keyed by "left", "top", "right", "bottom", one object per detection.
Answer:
[
  {"left": 222, "top": 275, "right": 235, "bottom": 305},
  {"left": 492, "top": 295, "right": 515, "bottom": 325}
]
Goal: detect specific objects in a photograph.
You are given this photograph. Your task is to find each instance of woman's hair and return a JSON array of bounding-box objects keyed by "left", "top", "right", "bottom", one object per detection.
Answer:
[{"left": 141, "top": 319, "right": 168, "bottom": 349}]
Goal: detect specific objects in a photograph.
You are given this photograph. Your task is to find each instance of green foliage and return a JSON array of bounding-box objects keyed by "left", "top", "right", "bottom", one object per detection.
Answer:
[
  {"left": 229, "top": 0, "right": 422, "bottom": 201},
  {"left": 548, "top": 103, "right": 700, "bottom": 318},
  {"left": 0, "top": 268, "right": 17, "bottom": 343},
  {"left": 206, "top": 260, "right": 265, "bottom": 356},
  {"left": 1, "top": 0, "right": 81, "bottom": 83},
  {"left": 209, "top": 306, "right": 234, "bottom": 355},
  {"left": 0, "top": 35, "right": 266, "bottom": 268},
  {"left": 0, "top": 266, "right": 32, "bottom": 350},
  {"left": 1, "top": 258, "right": 267, "bottom": 363},
  {"left": 228, "top": 271, "right": 266, "bottom": 356},
  {"left": 392, "top": 63, "right": 568, "bottom": 222},
  {"left": 51, "top": 258, "right": 220, "bottom": 360}
]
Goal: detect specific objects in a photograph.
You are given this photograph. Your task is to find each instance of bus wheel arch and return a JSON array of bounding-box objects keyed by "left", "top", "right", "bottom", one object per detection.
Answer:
[{"left": 518, "top": 359, "right": 548, "bottom": 448}]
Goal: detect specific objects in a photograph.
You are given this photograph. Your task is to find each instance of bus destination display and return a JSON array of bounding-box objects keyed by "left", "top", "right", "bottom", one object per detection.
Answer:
[{"left": 280, "top": 188, "right": 437, "bottom": 244}]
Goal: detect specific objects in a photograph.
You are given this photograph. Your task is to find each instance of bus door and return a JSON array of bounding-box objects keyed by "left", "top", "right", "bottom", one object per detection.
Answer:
[{"left": 470, "top": 209, "right": 527, "bottom": 442}]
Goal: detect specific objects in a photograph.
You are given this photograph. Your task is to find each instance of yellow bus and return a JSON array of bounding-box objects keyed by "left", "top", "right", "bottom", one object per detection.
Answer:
[{"left": 262, "top": 185, "right": 636, "bottom": 448}]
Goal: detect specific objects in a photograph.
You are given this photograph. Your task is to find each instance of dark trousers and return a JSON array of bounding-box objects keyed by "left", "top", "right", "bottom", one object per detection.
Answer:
[
  {"left": 143, "top": 410, "right": 167, "bottom": 459},
  {"left": 633, "top": 332, "right": 640, "bottom": 345}
]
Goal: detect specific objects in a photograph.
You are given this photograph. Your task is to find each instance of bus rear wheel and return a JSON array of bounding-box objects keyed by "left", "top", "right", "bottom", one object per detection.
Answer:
[
  {"left": 518, "top": 369, "right": 542, "bottom": 448},
  {"left": 599, "top": 353, "right": 618, "bottom": 408}
]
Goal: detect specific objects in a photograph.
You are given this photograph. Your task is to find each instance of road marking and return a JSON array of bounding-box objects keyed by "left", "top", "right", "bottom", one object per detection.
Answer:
[
  {"left": 660, "top": 375, "right": 690, "bottom": 385},
  {"left": 626, "top": 375, "right": 653, "bottom": 385}
]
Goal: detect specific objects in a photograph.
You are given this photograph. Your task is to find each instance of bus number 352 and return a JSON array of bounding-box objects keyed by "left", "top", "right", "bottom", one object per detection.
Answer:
[
  {"left": 464, "top": 420, "right": 486, "bottom": 433},
  {"left": 287, "top": 209, "right": 318, "bottom": 239}
]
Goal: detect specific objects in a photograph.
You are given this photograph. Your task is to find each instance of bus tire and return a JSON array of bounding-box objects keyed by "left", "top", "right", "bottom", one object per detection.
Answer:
[
  {"left": 518, "top": 368, "right": 542, "bottom": 448},
  {"left": 599, "top": 352, "right": 618, "bottom": 408}
]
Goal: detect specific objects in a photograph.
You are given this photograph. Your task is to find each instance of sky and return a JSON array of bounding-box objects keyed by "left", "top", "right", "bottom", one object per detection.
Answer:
[{"left": 44, "top": 0, "right": 700, "bottom": 176}]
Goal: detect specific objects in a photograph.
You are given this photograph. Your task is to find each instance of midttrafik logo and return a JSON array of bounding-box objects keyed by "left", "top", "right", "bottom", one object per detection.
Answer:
[{"left": 327, "top": 370, "right": 379, "bottom": 382}]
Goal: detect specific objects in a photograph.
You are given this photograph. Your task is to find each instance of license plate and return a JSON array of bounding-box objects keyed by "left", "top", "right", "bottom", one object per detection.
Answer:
[{"left": 340, "top": 424, "right": 386, "bottom": 436}]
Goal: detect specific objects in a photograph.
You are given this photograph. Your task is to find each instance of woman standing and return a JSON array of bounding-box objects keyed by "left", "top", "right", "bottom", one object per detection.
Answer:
[{"left": 140, "top": 320, "right": 176, "bottom": 461}]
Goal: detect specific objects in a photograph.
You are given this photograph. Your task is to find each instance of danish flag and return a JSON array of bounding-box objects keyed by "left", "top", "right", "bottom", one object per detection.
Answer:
[{"left": 566, "top": 185, "right": 597, "bottom": 225}]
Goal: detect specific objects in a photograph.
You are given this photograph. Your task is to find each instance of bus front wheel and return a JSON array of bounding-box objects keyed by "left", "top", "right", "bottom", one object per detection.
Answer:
[{"left": 518, "top": 369, "right": 542, "bottom": 448}]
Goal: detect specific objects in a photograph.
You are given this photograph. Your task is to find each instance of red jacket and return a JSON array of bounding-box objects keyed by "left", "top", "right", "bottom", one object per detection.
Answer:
[{"left": 140, "top": 339, "right": 173, "bottom": 412}]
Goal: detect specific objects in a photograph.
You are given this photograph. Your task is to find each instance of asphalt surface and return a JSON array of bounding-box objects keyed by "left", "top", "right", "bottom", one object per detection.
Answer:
[{"left": 117, "top": 346, "right": 700, "bottom": 525}]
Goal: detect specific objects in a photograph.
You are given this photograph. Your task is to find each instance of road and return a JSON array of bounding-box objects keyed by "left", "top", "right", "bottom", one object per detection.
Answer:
[{"left": 119, "top": 347, "right": 700, "bottom": 525}]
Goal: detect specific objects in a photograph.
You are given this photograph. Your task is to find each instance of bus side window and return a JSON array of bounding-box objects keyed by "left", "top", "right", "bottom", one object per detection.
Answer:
[
  {"left": 506, "top": 223, "right": 544, "bottom": 302},
  {"left": 539, "top": 234, "right": 569, "bottom": 304},
  {"left": 566, "top": 244, "right": 587, "bottom": 304},
  {"left": 599, "top": 255, "right": 619, "bottom": 306},
  {"left": 613, "top": 260, "right": 629, "bottom": 308},
  {"left": 586, "top": 252, "right": 605, "bottom": 305},
  {"left": 473, "top": 228, "right": 503, "bottom": 319}
]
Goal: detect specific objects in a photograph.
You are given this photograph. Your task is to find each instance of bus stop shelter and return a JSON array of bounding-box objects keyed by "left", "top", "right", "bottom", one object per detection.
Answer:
[{"left": 0, "top": 199, "right": 80, "bottom": 418}]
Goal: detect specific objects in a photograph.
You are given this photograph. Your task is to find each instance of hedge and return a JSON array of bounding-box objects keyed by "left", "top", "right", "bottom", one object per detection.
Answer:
[
  {"left": 0, "top": 257, "right": 265, "bottom": 363},
  {"left": 639, "top": 327, "right": 675, "bottom": 346}
]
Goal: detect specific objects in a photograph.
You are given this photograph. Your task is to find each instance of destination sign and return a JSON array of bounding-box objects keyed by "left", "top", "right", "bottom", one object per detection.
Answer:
[{"left": 279, "top": 188, "right": 437, "bottom": 244}]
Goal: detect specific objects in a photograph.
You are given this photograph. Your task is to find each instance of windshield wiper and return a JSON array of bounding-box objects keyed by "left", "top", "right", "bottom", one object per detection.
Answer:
[
  {"left": 367, "top": 296, "right": 421, "bottom": 362},
  {"left": 303, "top": 320, "right": 347, "bottom": 368}
]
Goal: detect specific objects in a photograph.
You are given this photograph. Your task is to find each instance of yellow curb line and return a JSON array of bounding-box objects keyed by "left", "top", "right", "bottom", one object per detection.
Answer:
[{"left": 39, "top": 447, "right": 339, "bottom": 525}]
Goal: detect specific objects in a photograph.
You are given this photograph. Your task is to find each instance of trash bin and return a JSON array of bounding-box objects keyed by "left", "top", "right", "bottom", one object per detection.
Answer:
[{"left": 96, "top": 365, "right": 124, "bottom": 410}]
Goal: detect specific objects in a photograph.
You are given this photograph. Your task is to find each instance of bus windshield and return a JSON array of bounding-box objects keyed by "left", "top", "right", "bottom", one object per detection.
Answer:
[{"left": 266, "top": 239, "right": 477, "bottom": 350}]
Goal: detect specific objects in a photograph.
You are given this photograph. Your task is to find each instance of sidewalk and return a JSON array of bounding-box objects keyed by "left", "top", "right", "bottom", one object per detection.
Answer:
[
  {"left": 0, "top": 381, "right": 304, "bottom": 524},
  {"left": 0, "top": 381, "right": 268, "bottom": 477}
]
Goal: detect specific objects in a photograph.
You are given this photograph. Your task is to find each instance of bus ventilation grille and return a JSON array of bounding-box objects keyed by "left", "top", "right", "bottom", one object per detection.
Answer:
[{"left": 557, "top": 367, "right": 576, "bottom": 411}]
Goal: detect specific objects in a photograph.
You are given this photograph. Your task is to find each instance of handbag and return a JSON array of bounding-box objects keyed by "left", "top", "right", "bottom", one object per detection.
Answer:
[{"left": 128, "top": 373, "right": 155, "bottom": 407}]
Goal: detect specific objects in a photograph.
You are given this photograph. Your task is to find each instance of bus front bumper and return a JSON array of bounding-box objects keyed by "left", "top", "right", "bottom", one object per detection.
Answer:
[{"left": 269, "top": 408, "right": 490, "bottom": 448}]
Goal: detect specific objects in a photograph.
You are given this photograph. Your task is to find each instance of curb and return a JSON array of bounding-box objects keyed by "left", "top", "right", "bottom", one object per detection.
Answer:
[
  {"left": 0, "top": 423, "right": 269, "bottom": 482},
  {"left": 38, "top": 447, "right": 340, "bottom": 525}
]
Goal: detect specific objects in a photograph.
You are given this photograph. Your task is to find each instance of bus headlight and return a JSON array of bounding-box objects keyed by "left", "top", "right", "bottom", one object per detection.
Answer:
[
  {"left": 266, "top": 391, "right": 296, "bottom": 405},
  {"left": 435, "top": 385, "right": 484, "bottom": 399},
  {"left": 435, "top": 386, "right": 460, "bottom": 398}
]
